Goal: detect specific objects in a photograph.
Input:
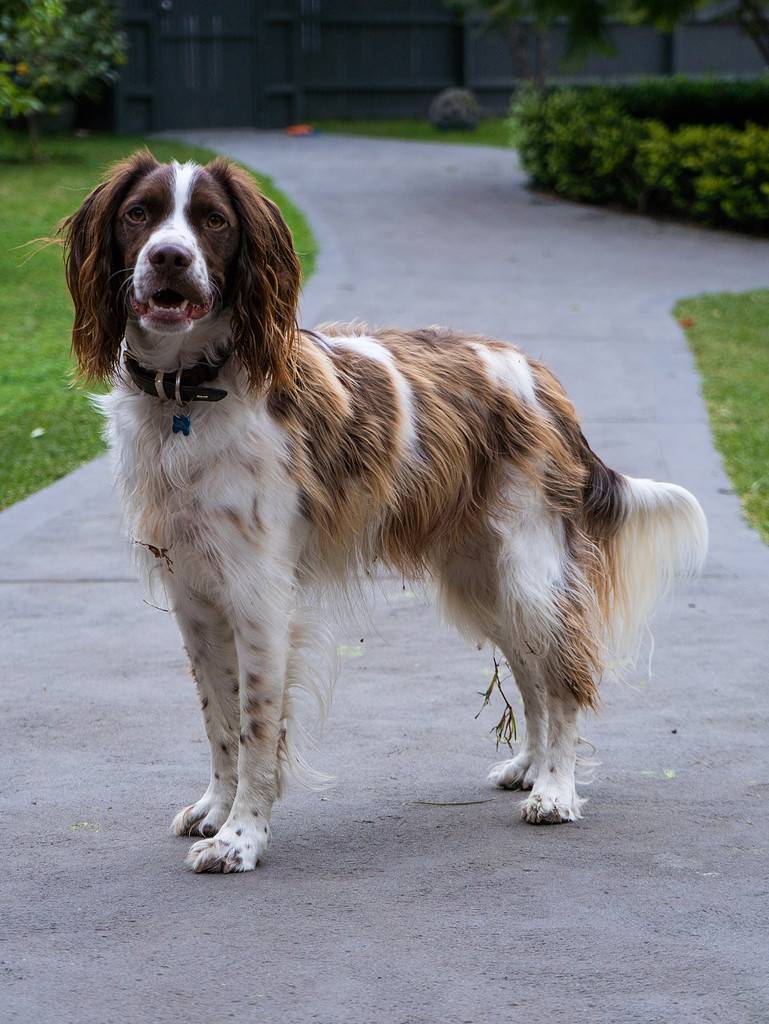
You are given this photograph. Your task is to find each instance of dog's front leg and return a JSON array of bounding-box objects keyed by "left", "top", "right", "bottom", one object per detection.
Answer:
[
  {"left": 169, "top": 584, "right": 240, "bottom": 838},
  {"left": 185, "top": 564, "right": 292, "bottom": 874}
]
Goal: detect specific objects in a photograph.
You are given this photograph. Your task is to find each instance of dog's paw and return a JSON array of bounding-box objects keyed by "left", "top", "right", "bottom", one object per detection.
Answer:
[
  {"left": 520, "top": 787, "right": 584, "bottom": 825},
  {"left": 185, "top": 821, "right": 270, "bottom": 874},
  {"left": 488, "top": 753, "right": 539, "bottom": 791},
  {"left": 171, "top": 796, "right": 231, "bottom": 838}
]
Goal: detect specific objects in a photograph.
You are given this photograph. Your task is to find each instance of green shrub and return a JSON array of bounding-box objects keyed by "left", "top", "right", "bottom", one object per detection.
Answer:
[
  {"left": 510, "top": 87, "right": 769, "bottom": 233},
  {"left": 636, "top": 122, "right": 769, "bottom": 229},
  {"left": 512, "top": 88, "right": 644, "bottom": 204}
]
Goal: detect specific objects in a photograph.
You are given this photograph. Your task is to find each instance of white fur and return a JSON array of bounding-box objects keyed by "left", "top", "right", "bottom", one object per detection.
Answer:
[
  {"left": 609, "top": 476, "right": 709, "bottom": 662},
  {"left": 328, "top": 334, "right": 418, "bottom": 456},
  {"left": 91, "top": 163, "right": 709, "bottom": 871},
  {"left": 472, "top": 343, "right": 538, "bottom": 404},
  {"left": 98, "top": 358, "right": 331, "bottom": 871},
  {"left": 129, "top": 161, "right": 214, "bottom": 369},
  {"left": 101, "top": 355, "right": 708, "bottom": 860}
]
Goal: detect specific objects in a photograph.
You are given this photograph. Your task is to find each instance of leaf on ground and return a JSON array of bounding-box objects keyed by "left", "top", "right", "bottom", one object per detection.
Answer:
[
  {"left": 337, "top": 644, "right": 365, "bottom": 658},
  {"left": 68, "top": 821, "right": 100, "bottom": 832}
]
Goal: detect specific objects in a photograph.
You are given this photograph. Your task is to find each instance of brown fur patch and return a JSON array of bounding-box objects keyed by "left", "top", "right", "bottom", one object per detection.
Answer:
[
  {"left": 274, "top": 327, "right": 589, "bottom": 574},
  {"left": 240, "top": 719, "right": 266, "bottom": 745},
  {"left": 530, "top": 358, "right": 630, "bottom": 696},
  {"left": 268, "top": 335, "right": 401, "bottom": 550},
  {"left": 60, "top": 149, "right": 162, "bottom": 381},
  {"left": 272, "top": 325, "right": 626, "bottom": 709}
]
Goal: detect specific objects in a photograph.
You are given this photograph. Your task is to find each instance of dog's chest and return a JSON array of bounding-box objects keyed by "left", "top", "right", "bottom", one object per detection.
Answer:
[{"left": 105, "top": 390, "right": 293, "bottom": 561}]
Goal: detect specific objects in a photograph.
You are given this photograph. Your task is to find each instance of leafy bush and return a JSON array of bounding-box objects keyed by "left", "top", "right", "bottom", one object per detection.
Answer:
[
  {"left": 636, "top": 122, "right": 769, "bottom": 227},
  {"left": 510, "top": 87, "right": 769, "bottom": 233},
  {"left": 512, "top": 88, "right": 644, "bottom": 205}
]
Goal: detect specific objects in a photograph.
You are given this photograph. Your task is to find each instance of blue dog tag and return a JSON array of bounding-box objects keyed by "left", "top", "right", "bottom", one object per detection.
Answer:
[{"left": 172, "top": 414, "right": 191, "bottom": 436}]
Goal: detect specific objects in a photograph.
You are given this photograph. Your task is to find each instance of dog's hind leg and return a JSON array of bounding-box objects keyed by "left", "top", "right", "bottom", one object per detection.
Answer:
[
  {"left": 486, "top": 649, "right": 548, "bottom": 792},
  {"left": 169, "top": 585, "right": 240, "bottom": 838},
  {"left": 441, "top": 487, "right": 599, "bottom": 823},
  {"left": 437, "top": 540, "right": 549, "bottom": 796},
  {"left": 513, "top": 580, "right": 601, "bottom": 824},
  {"left": 518, "top": 669, "right": 584, "bottom": 824},
  {"left": 487, "top": 593, "right": 597, "bottom": 821},
  {"left": 487, "top": 614, "right": 592, "bottom": 823}
]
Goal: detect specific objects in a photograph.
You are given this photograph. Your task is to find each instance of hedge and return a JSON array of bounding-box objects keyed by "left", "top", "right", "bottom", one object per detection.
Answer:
[
  {"left": 559, "top": 77, "right": 769, "bottom": 129},
  {"left": 510, "top": 88, "right": 769, "bottom": 233}
]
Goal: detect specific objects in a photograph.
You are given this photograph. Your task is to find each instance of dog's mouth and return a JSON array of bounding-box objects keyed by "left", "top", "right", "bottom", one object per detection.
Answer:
[{"left": 131, "top": 288, "right": 212, "bottom": 324}]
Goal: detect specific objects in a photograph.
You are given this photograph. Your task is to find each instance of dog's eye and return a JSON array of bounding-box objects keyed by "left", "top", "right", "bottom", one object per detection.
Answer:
[
  {"left": 126, "top": 206, "right": 146, "bottom": 224},
  {"left": 206, "top": 212, "right": 226, "bottom": 229}
]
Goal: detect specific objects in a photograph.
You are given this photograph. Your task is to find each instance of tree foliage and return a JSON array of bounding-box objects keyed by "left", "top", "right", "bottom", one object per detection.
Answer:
[
  {"left": 451, "top": 0, "right": 769, "bottom": 77},
  {"left": 0, "top": 0, "right": 124, "bottom": 150}
]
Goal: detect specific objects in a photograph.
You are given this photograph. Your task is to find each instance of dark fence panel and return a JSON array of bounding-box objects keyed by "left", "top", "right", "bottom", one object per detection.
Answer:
[
  {"left": 297, "top": 0, "right": 462, "bottom": 121},
  {"left": 674, "top": 23, "right": 766, "bottom": 75},
  {"left": 117, "top": 0, "right": 258, "bottom": 132},
  {"left": 115, "top": 1, "right": 768, "bottom": 133},
  {"left": 117, "top": 0, "right": 155, "bottom": 133}
]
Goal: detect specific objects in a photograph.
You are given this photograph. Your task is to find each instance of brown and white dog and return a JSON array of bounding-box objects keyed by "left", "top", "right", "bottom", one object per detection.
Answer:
[{"left": 61, "top": 151, "right": 708, "bottom": 873}]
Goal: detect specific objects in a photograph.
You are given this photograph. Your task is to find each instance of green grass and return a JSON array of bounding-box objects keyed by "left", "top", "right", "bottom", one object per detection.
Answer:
[
  {"left": 676, "top": 290, "right": 769, "bottom": 543},
  {"left": 0, "top": 132, "right": 316, "bottom": 510},
  {"left": 315, "top": 118, "right": 510, "bottom": 147}
]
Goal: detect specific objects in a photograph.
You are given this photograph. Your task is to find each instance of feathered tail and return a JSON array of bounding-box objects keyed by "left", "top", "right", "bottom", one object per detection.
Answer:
[{"left": 588, "top": 466, "right": 709, "bottom": 663}]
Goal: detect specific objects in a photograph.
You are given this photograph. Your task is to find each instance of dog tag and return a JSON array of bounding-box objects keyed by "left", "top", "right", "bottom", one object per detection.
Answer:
[{"left": 172, "top": 414, "right": 191, "bottom": 436}]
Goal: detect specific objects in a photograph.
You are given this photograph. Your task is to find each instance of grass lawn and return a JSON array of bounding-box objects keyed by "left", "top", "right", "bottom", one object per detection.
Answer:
[
  {"left": 676, "top": 290, "right": 769, "bottom": 543},
  {"left": 0, "top": 132, "right": 316, "bottom": 510},
  {"left": 315, "top": 118, "right": 509, "bottom": 147}
]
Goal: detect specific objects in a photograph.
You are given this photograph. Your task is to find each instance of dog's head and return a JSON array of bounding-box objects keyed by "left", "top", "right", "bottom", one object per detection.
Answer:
[{"left": 61, "top": 149, "right": 301, "bottom": 391}]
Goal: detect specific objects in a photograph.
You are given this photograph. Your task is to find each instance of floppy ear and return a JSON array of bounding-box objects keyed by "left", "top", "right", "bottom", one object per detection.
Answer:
[
  {"left": 60, "top": 149, "right": 159, "bottom": 382},
  {"left": 207, "top": 158, "right": 301, "bottom": 395}
]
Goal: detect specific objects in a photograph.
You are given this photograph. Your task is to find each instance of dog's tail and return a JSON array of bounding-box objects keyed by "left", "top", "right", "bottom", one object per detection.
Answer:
[{"left": 583, "top": 452, "right": 708, "bottom": 665}]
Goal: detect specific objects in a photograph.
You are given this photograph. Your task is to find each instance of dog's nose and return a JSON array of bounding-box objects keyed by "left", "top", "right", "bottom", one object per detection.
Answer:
[{"left": 147, "top": 244, "right": 192, "bottom": 270}]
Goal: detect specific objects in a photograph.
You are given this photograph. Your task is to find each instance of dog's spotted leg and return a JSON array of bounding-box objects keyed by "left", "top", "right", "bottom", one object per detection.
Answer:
[
  {"left": 186, "top": 580, "right": 291, "bottom": 874},
  {"left": 169, "top": 586, "right": 239, "bottom": 838}
]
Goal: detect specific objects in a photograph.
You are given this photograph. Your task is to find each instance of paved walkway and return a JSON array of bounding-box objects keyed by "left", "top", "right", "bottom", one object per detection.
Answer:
[{"left": 3, "top": 133, "right": 769, "bottom": 1024}]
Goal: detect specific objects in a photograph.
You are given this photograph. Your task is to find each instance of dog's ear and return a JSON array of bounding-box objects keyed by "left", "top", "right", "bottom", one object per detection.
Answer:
[
  {"left": 60, "top": 149, "right": 159, "bottom": 382},
  {"left": 207, "top": 158, "right": 301, "bottom": 396}
]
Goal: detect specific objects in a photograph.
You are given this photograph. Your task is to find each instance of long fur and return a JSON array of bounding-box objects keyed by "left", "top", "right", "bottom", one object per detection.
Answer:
[
  {"left": 604, "top": 476, "right": 708, "bottom": 661},
  {"left": 60, "top": 153, "right": 709, "bottom": 870}
]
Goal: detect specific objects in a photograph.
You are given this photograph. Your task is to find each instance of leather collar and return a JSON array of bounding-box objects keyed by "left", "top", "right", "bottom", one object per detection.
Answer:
[
  {"left": 124, "top": 351, "right": 229, "bottom": 403},
  {"left": 124, "top": 330, "right": 330, "bottom": 404}
]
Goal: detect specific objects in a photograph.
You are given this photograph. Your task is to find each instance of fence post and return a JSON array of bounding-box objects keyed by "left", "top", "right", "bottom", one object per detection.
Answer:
[{"left": 455, "top": 11, "right": 468, "bottom": 88}]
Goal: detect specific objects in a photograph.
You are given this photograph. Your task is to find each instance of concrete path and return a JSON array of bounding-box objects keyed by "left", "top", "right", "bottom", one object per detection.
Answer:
[{"left": 3, "top": 133, "right": 769, "bottom": 1024}]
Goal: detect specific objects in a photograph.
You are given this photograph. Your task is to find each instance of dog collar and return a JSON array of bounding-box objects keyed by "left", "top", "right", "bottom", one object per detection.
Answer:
[{"left": 124, "top": 351, "right": 229, "bottom": 404}]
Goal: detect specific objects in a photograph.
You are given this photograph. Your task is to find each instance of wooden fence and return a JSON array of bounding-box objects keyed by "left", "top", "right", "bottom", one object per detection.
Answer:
[{"left": 115, "top": 0, "right": 766, "bottom": 132}]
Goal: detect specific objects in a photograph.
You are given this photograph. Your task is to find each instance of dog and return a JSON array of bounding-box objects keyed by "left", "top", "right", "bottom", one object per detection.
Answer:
[{"left": 61, "top": 151, "right": 708, "bottom": 873}]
